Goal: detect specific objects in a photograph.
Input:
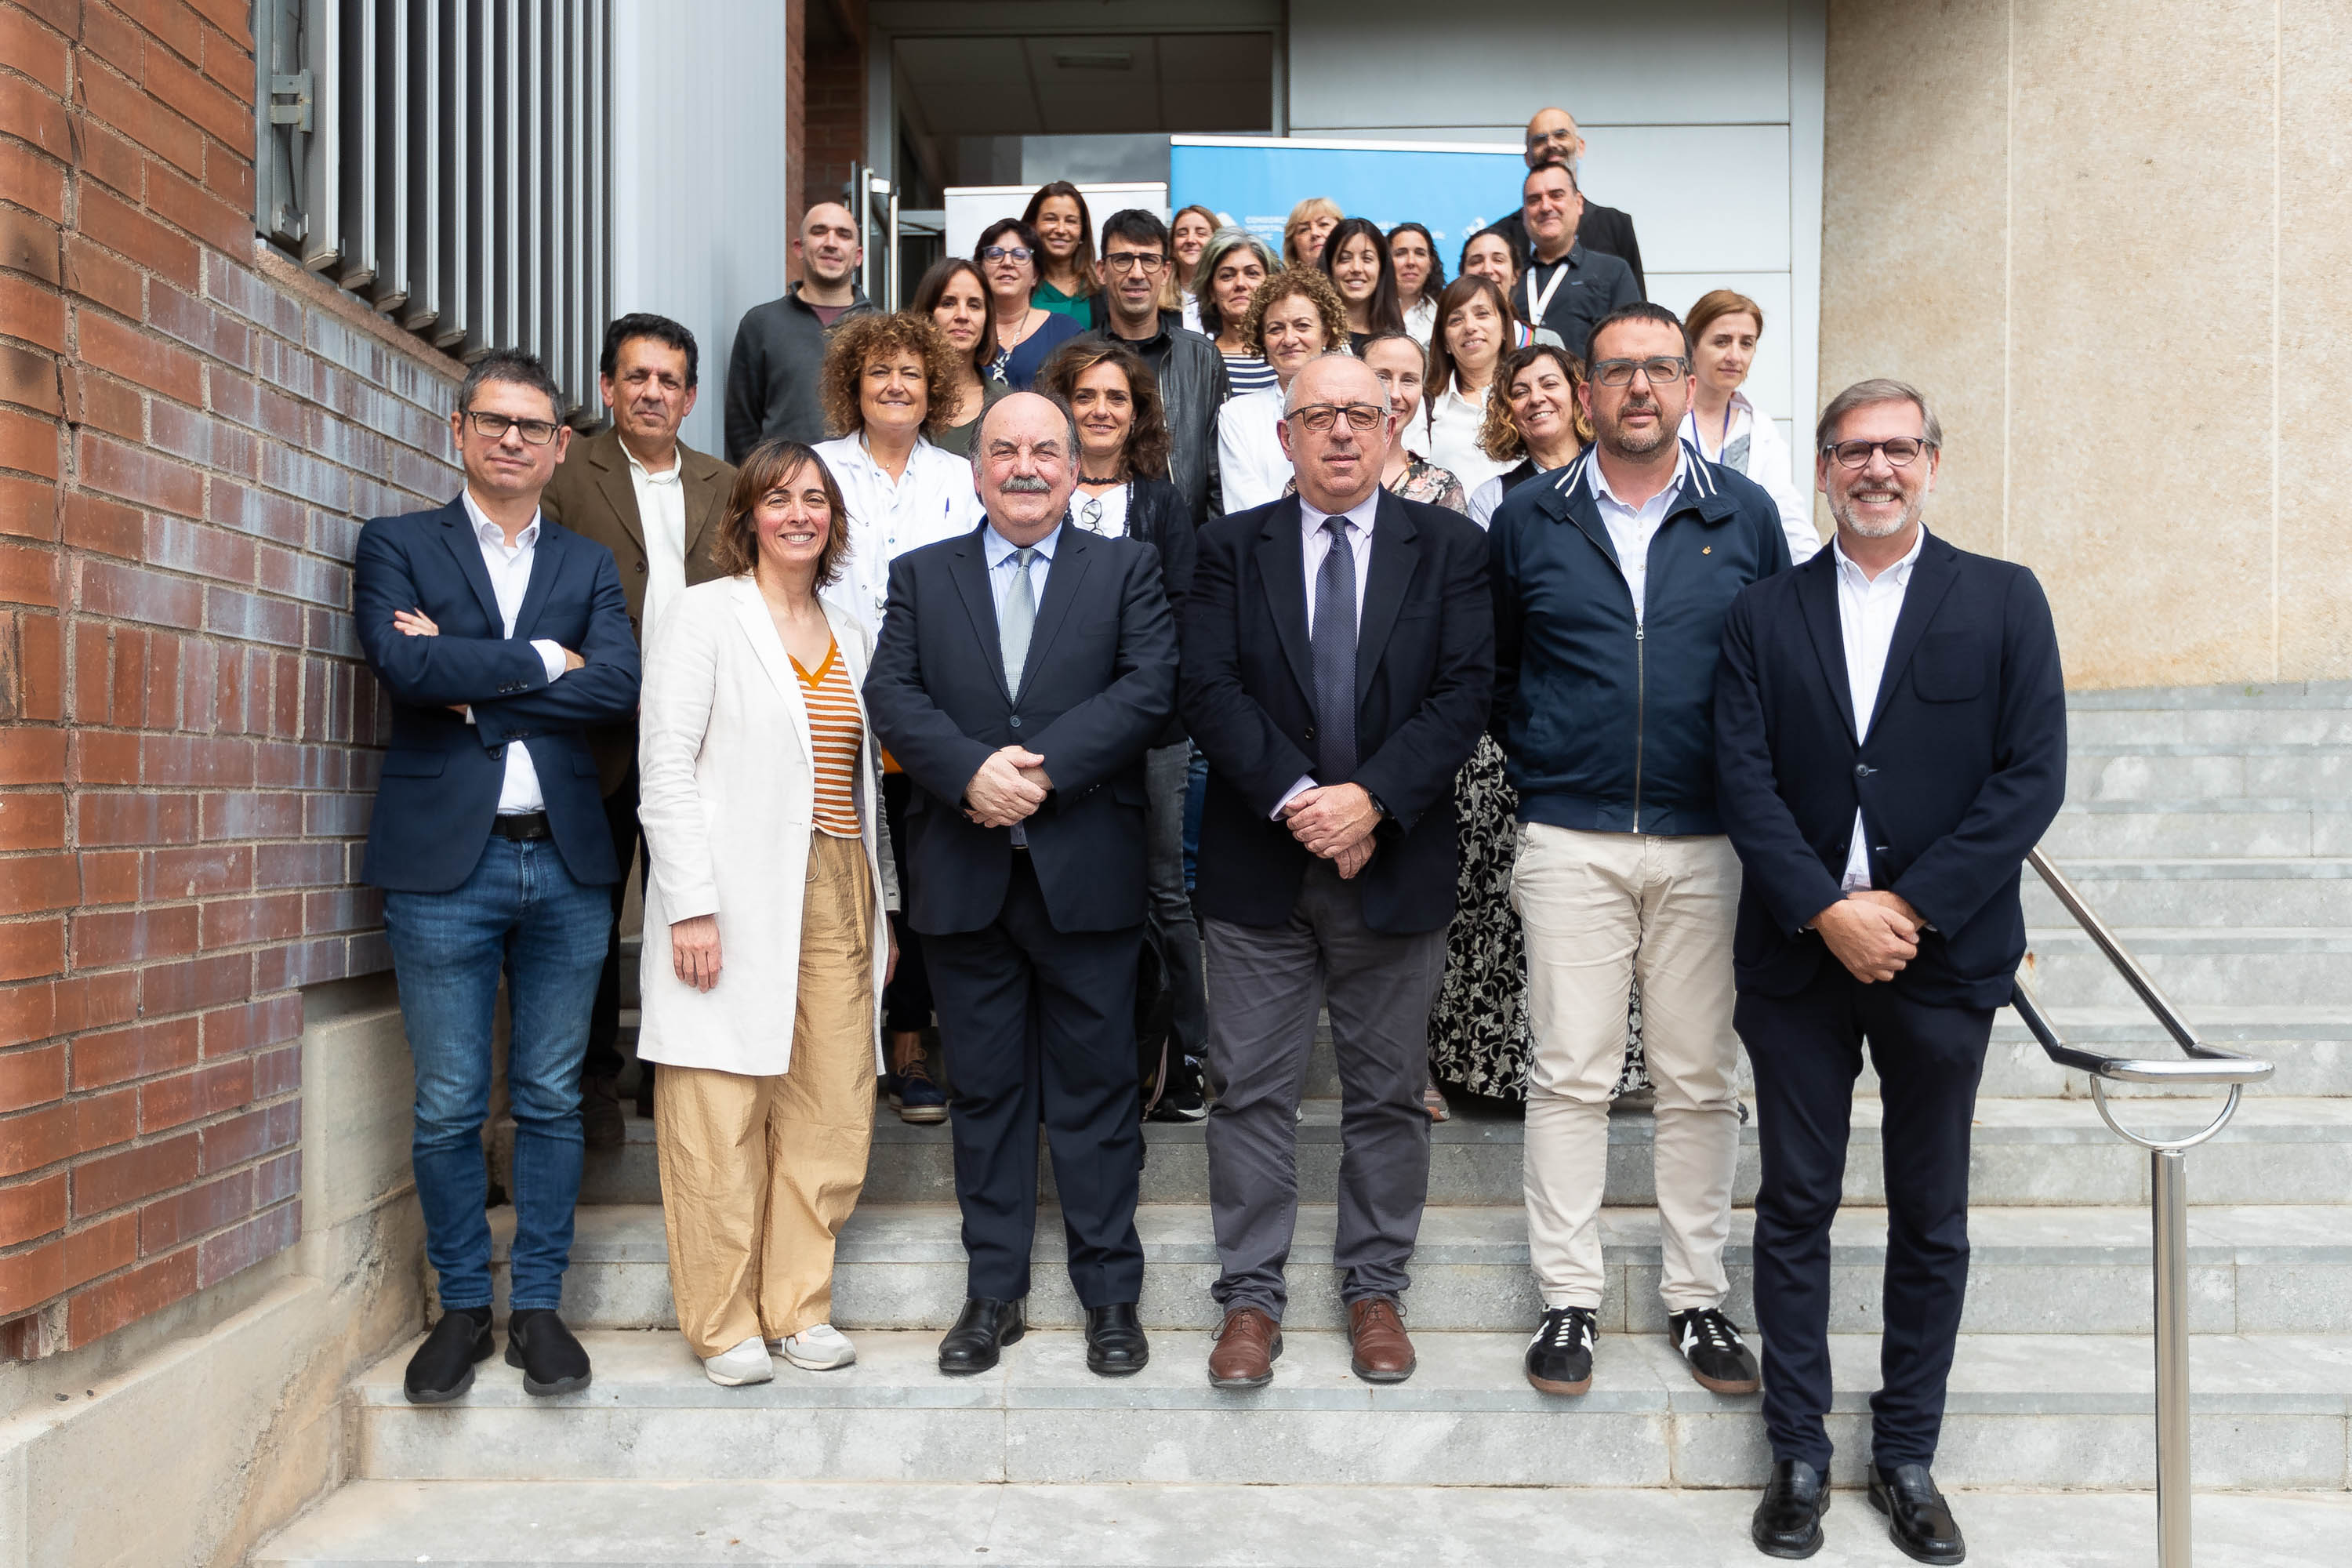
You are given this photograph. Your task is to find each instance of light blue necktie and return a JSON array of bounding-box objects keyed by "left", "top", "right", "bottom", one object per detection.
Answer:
[{"left": 1000, "top": 546, "right": 1036, "bottom": 695}]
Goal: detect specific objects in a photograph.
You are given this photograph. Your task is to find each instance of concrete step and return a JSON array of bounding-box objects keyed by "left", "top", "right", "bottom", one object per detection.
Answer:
[
  {"left": 2042, "top": 799, "right": 2352, "bottom": 858},
  {"left": 344, "top": 1327, "right": 2352, "bottom": 1490},
  {"left": 568, "top": 1096, "right": 2352, "bottom": 1210},
  {"left": 2022, "top": 928, "right": 2352, "bottom": 1008},
  {"left": 2022, "top": 857, "right": 2352, "bottom": 928},
  {"left": 252, "top": 1478, "right": 2352, "bottom": 1566},
  {"left": 490, "top": 1202, "right": 2352, "bottom": 1338},
  {"left": 2065, "top": 746, "right": 2352, "bottom": 804}
]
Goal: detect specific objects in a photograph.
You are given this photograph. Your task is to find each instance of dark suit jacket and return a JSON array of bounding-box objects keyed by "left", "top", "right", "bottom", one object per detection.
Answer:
[
  {"left": 864, "top": 521, "right": 1178, "bottom": 937},
  {"left": 353, "top": 498, "right": 643, "bottom": 894},
  {"left": 1181, "top": 492, "right": 1493, "bottom": 936},
  {"left": 1713, "top": 531, "right": 2067, "bottom": 1008},
  {"left": 1494, "top": 200, "right": 1646, "bottom": 298},
  {"left": 539, "top": 426, "right": 735, "bottom": 791}
]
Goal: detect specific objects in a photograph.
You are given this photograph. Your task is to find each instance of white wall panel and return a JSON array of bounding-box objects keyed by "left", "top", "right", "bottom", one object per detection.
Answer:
[{"left": 610, "top": 0, "right": 793, "bottom": 455}]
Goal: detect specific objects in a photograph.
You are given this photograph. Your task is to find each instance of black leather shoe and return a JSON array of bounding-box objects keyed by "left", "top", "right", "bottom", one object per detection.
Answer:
[
  {"left": 403, "top": 1307, "right": 493, "bottom": 1404},
  {"left": 503, "top": 1308, "right": 593, "bottom": 1396},
  {"left": 1751, "top": 1457, "right": 1831, "bottom": 1559},
  {"left": 1869, "top": 1462, "right": 1965, "bottom": 1563},
  {"left": 1084, "top": 1303, "right": 1149, "bottom": 1376},
  {"left": 938, "top": 1297, "right": 1025, "bottom": 1376}
]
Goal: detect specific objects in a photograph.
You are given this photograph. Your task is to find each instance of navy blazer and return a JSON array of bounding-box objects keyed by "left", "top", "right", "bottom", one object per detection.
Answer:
[
  {"left": 354, "top": 497, "right": 642, "bottom": 893},
  {"left": 1712, "top": 531, "right": 2067, "bottom": 1008},
  {"left": 1181, "top": 491, "right": 1493, "bottom": 936},
  {"left": 864, "top": 521, "right": 1178, "bottom": 937}
]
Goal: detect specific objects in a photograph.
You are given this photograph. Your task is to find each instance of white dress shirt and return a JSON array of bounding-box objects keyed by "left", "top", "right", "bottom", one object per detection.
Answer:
[
  {"left": 1274, "top": 487, "right": 1381, "bottom": 816},
  {"left": 1834, "top": 524, "right": 1926, "bottom": 888},
  {"left": 624, "top": 440, "right": 689, "bottom": 644},
  {"left": 1402, "top": 295, "right": 1437, "bottom": 348},
  {"left": 1588, "top": 444, "right": 1693, "bottom": 626},
  {"left": 458, "top": 490, "right": 570, "bottom": 815},
  {"left": 814, "top": 432, "right": 986, "bottom": 640},
  {"left": 1421, "top": 380, "right": 1512, "bottom": 496},
  {"left": 1683, "top": 392, "right": 1822, "bottom": 564}
]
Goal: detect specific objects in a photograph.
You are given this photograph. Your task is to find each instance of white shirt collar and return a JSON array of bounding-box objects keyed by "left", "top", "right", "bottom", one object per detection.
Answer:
[
  {"left": 622, "top": 438, "right": 682, "bottom": 485},
  {"left": 1831, "top": 524, "right": 1927, "bottom": 588},
  {"left": 1587, "top": 445, "right": 1690, "bottom": 514},
  {"left": 462, "top": 488, "right": 540, "bottom": 550},
  {"left": 1299, "top": 485, "right": 1381, "bottom": 537}
]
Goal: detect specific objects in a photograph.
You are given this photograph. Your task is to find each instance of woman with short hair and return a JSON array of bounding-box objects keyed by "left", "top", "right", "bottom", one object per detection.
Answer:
[
  {"left": 1214, "top": 268, "right": 1352, "bottom": 512},
  {"left": 973, "top": 220, "right": 1085, "bottom": 394},
  {"left": 909, "top": 257, "right": 1005, "bottom": 458},
  {"left": 1282, "top": 195, "right": 1342, "bottom": 270},
  {"left": 1193, "top": 227, "right": 1283, "bottom": 398},
  {"left": 1022, "top": 181, "right": 1099, "bottom": 323},
  {"left": 637, "top": 438, "right": 899, "bottom": 1387},
  {"left": 1355, "top": 332, "right": 1465, "bottom": 510},
  {"left": 1387, "top": 221, "right": 1445, "bottom": 347},
  {"left": 1682, "top": 288, "right": 1819, "bottom": 562}
]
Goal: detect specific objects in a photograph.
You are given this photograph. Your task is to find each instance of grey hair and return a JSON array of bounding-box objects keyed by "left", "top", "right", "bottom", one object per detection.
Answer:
[
  {"left": 1815, "top": 378, "right": 1943, "bottom": 453},
  {"left": 1189, "top": 227, "right": 1282, "bottom": 337},
  {"left": 1280, "top": 350, "right": 1374, "bottom": 415},
  {"left": 970, "top": 389, "right": 1081, "bottom": 473}
]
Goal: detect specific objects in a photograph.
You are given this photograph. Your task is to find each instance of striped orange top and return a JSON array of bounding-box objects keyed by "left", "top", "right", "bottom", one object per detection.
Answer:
[{"left": 790, "top": 640, "right": 864, "bottom": 839}]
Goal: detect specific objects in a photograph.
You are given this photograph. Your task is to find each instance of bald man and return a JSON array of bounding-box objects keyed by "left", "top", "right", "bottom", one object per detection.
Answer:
[
  {"left": 724, "top": 202, "right": 877, "bottom": 459},
  {"left": 1493, "top": 107, "right": 1646, "bottom": 297},
  {"left": 1181, "top": 354, "right": 1494, "bottom": 1389}
]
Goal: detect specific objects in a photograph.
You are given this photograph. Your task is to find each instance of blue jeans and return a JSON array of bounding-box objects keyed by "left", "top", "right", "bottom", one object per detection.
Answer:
[{"left": 383, "top": 837, "right": 612, "bottom": 1311}]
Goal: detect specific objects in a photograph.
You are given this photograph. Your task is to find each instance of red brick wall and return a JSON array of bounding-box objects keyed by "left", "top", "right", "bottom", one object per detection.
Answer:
[
  {"left": 802, "top": 28, "right": 865, "bottom": 238},
  {"left": 0, "top": 0, "right": 459, "bottom": 1357}
]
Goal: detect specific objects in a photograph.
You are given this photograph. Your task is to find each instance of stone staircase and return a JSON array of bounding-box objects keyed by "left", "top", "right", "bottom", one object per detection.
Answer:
[{"left": 254, "top": 683, "right": 2352, "bottom": 1566}]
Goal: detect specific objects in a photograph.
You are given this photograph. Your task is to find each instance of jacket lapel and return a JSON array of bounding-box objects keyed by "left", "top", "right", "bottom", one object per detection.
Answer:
[
  {"left": 1865, "top": 532, "right": 1961, "bottom": 736},
  {"left": 1795, "top": 550, "right": 1857, "bottom": 743},
  {"left": 946, "top": 527, "right": 1012, "bottom": 705},
  {"left": 1014, "top": 526, "right": 1090, "bottom": 699},
  {"left": 437, "top": 496, "right": 506, "bottom": 630},
  {"left": 1352, "top": 491, "right": 1419, "bottom": 707},
  {"left": 730, "top": 577, "right": 812, "bottom": 760},
  {"left": 589, "top": 434, "right": 648, "bottom": 558},
  {"left": 512, "top": 518, "right": 566, "bottom": 640},
  {"left": 1253, "top": 496, "right": 1316, "bottom": 709}
]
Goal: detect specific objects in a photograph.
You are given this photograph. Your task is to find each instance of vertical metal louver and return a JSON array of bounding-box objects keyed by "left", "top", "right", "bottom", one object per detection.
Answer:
[{"left": 254, "top": 0, "right": 614, "bottom": 418}]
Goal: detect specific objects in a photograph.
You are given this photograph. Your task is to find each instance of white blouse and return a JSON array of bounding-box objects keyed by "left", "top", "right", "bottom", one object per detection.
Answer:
[
  {"left": 1216, "top": 387, "right": 1295, "bottom": 514},
  {"left": 1420, "top": 380, "right": 1512, "bottom": 496},
  {"left": 811, "top": 432, "right": 987, "bottom": 639},
  {"left": 1683, "top": 392, "right": 1821, "bottom": 563}
]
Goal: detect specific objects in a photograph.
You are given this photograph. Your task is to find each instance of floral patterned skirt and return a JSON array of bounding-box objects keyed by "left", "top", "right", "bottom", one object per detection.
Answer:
[{"left": 1427, "top": 734, "right": 1650, "bottom": 1101}]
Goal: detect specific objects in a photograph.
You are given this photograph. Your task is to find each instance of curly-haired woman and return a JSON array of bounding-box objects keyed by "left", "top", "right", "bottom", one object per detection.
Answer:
[{"left": 1213, "top": 268, "right": 1352, "bottom": 512}]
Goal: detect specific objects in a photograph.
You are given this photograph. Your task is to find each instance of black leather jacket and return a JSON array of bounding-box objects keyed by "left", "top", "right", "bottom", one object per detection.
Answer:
[
  {"left": 1084, "top": 311, "right": 1229, "bottom": 527},
  {"left": 1104, "top": 474, "right": 1196, "bottom": 747}
]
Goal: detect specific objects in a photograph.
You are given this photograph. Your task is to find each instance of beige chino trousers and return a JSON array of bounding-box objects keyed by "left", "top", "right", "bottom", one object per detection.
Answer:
[
  {"left": 655, "top": 831, "right": 877, "bottom": 1357},
  {"left": 1513, "top": 824, "right": 1743, "bottom": 1314}
]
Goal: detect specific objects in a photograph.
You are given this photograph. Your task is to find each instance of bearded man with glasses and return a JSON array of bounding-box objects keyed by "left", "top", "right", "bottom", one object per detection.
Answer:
[
  {"left": 1486, "top": 303, "right": 1792, "bottom": 1406},
  {"left": 1181, "top": 353, "right": 1492, "bottom": 1390},
  {"left": 354, "top": 350, "right": 642, "bottom": 1406}
]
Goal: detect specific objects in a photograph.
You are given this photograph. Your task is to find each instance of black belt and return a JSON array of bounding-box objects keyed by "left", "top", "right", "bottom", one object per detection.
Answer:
[{"left": 490, "top": 811, "right": 552, "bottom": 840}]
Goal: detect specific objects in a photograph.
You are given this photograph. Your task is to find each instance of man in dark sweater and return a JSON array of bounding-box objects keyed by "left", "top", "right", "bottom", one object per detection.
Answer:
[
  {"left": 723, "top": 202, "right": 876, "bottom": 460},
  {"left": 1492, "top": 107, "right": 1646, "bottom": 297}
]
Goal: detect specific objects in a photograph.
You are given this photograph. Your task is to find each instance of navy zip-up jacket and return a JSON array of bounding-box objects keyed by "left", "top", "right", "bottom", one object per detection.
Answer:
[{"left": 1489, "top": 441, "right": 1793, "bottom": 835}]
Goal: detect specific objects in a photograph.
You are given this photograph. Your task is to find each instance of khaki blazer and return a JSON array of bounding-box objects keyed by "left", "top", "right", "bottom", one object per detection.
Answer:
[{"left": 542, "top": 425, "right": 736, "bottom": 792}]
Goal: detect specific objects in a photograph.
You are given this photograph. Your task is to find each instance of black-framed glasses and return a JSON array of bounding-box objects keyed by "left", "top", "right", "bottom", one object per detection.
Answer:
[
  {"left": 1824, "top": 437, "right": 1936, "bottom": 468},
  {"left": 1589, "top": 356, "right": 1690, "bottom": 389},
  {"left": 981, "top": 245, "right": 1034, "bottom": 263},
  {"left": 463, "top": 409, "right": 561, "bottom": 445},
  {"left": 1102, "top": 252, "right": 1167, "bottom": 274},
  {"left": 1283, "top": 402, "right": 1386, "bottom": 435}
]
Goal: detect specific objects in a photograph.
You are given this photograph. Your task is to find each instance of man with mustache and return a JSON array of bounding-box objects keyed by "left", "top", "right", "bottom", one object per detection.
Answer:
[
  {"left": 1716, "top": 380, "right": 2065, "bottom": 1563},
  {"left": 1486, "top": 303, "right": 1790, "bottom": 1405},
  {"left": 865, "top": 391, "right": 1178, "bottom": 1380}
]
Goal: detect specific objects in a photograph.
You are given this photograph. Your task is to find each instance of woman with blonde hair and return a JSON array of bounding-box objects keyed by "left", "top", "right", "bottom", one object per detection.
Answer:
[
  {"left": 1214, "top": 267, "right": 1352, "bottom": 511},
  {"left": 1282, "top": 195, "right": 1342, "bottom": 269},
  {"left": 637, "top": 439, "right": 899, "bottom": 1387},
  {"left": 1682, "top": 288, "right": 1819, "bottom": 561}
]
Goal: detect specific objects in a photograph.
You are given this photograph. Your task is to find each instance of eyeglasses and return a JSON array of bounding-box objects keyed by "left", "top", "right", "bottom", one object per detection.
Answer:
[
  {"left": 1102, "top": 252, "right": 1167, "bottom": 274},
  {"left": 1824, "top": 437, "right": 1936, "bottom": 468},
  {"left": 981, "top": 245, "right": 1033, "bottom": 263},
  {"left": 1589, "top": 356, "right": 1690, "bottom": 389},
  {"left": 1284, "top": 402, "right": 1387, "bottom": 434},
  {"left": 463, "top": 409, "right": 561, "bottom": 445},
  {"left": 1076, "top": 495, "right": 1108, "bottom": 532}
]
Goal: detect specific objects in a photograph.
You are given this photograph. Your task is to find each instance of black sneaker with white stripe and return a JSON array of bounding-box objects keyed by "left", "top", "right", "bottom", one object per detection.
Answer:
[
  {"left": 1669, "top": 1306, "right": 1762, "bottom": 1393},
  {"left": 1524, "top": 1305, "right": 1597, "bottom": 1395}
]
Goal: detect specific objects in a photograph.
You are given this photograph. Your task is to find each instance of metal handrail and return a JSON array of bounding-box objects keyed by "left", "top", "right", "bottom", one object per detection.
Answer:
[{"left": 2010, "top": 848, "right": 2274, "bottom": 1568}]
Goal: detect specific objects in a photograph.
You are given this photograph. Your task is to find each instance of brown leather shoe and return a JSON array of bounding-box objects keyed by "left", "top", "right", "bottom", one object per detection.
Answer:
[
  {"left": 1207, "top": 1308, "right": 1282, "bottom": 1389},
  {"left": 1348, "top": 1296, "right": 1416, "bottom": 1383}
]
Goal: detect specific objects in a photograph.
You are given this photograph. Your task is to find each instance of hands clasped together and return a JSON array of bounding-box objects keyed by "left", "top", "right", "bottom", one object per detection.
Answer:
[
  {"left": 1282, "top": 781, "right": 1379, "bottom": 880},
  {"left": 964, "top": 745, "right": 1054, "bottom": 828},
  {"left": 1813, "top": 888, "right": 1924, "bottom": 983}
]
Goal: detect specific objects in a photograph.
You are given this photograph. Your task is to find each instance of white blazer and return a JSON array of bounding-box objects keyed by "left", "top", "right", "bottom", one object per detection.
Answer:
[
  {"left": 1215, "top": 386, "right": 1294, "bottom": 514},
  {"left": 635, "top": 575, "right": 897, "bottom": 1077}
]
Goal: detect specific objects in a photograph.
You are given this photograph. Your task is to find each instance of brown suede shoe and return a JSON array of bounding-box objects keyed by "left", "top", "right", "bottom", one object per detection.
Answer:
[
  {"left": 1348, "top": 1297, "right": 1416, "bottom": 1384},
  {"left": 1206, "top": 1308, "right": 1282, "bottom": 1389}
]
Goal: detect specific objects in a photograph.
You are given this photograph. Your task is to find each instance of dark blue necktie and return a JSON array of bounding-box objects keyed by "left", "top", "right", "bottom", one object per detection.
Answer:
[{"left": 1311, "top": 515, "right": 1358, "bottom": 783}]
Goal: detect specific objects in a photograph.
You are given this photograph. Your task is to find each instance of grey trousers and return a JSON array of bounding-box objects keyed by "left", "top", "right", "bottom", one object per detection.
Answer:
[
  {"left": 1145, "top": 742, "right": 1207, "bottom": 1059},
  {"left": 1203, "top": 858, "right": 1449, "bottom": 1320}
]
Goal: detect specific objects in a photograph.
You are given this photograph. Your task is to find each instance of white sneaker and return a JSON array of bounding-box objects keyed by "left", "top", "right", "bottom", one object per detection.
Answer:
[
  {"left": 777, "top": 1323, "right": 856, "bottom": 1370},
  {"left": 702, "top": 1335, "right": 774, "bottom": 1387}
]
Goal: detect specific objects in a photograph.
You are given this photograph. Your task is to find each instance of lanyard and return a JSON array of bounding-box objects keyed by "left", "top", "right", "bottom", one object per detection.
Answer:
[
  {"left": 1684, "top": 402, "right": 1739, "bottom": 459},
  {"left": 1526, "top": 256, "right": 1572, "bottom": 325}
]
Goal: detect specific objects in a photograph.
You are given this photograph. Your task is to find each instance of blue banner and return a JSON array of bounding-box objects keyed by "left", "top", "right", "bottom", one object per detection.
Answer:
[{"left": 1171, "top": 136, "right": 1527, "bottom": 262}]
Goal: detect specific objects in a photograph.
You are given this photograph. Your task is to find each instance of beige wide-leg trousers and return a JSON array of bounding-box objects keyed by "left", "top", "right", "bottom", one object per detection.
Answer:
[
  {"left": 1513, "top": 824, "right": 1743, "bottom": 1314},
  {"left": 655, "top": 831, "right": 877, "bottom": 1357}
]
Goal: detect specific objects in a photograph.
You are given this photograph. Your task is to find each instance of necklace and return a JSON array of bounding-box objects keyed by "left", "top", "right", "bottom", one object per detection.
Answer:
[
  {"left": 1079, "top": 471, "right": 1125, "bottom": 485},
  {"left": 996, "top": 307, "right": 1041, "bottom": 350}
]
